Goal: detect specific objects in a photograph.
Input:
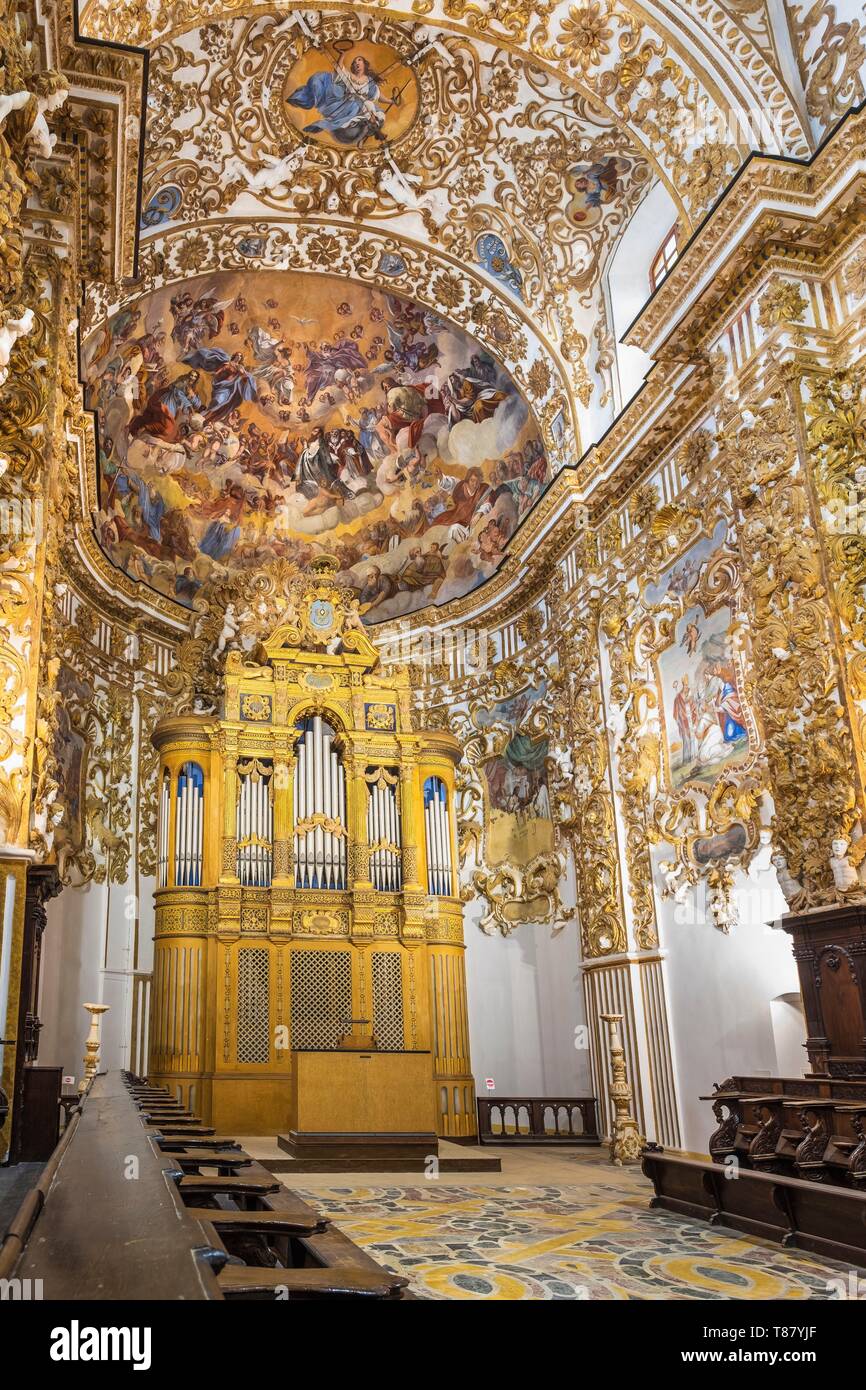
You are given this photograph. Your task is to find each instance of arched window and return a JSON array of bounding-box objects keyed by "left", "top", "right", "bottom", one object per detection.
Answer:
[
  {"left": 175, "top": 762, "right": 204, "bottom": 887},
  {"left": 650, "top": 224, "right": 679, "bottom": 291},
  {"left": 293, "top": 715, "right": 346, "bottom": 890},
  {"left": 424, "top": 775, "right": 453, "bottom": 896}
]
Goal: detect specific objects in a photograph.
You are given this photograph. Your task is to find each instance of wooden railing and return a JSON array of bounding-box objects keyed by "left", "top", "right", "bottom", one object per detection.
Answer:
[{"left": 477, "top": 1096, "right": 599, "bottom": 1146}]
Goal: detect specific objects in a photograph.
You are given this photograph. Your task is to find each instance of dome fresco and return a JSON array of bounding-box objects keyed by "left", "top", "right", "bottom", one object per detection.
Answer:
[{"left": 85, "top": 270, "right": 549, "bottom": 619}]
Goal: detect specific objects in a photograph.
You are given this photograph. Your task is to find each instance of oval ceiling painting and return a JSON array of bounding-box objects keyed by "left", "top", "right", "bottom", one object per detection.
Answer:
[
  {"left": 84, "top": 271, "right": 549, "bottom": 621},
  {"left": 283, "top": 39, "right": 419, "bottom": 149}
]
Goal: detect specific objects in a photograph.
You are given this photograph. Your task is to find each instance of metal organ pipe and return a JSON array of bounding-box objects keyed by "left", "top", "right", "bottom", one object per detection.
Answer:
[
  {"left": 337, "top": 760, "right": 346, "bottom": 887},
  {"left": 295, "top": 743, "right": 305, "bottom": 887},
  {"left": 293, "top": 718, "right": 345, "bottom": 890},
  {"left": 424, "top": 776, "right": 451, "bottom": 896},
  {"left": 367, "top": 774, "right": 402, "bottom": 893},
  {"left": 158, "top": 775, "right": 170, "bottom": 888},
  {"left": 431, "top": 782, "right": 442, "bottom": 896},
  {"left": 175, "top": 763, "right": 204, "bottom": 887},
  {"left": 191, "top": 776, "right": 200, "bottom": 887},
  {"left": 440, "top": 781, "right": 453, "bottom": 894},
  {"left": 371, "top": 784, "right": 380, "bottom": 889},
  {"left": 236, "top": 764, "right": 273, "bottom": 887},
  {"left": 322, "top": 724, "right": 333, "bottom": 889}
]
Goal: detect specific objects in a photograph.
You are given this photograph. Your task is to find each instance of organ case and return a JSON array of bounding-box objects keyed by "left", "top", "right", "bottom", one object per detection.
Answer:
[{"left": 149, "top": 563, "right": 475, "bottom": 1142}]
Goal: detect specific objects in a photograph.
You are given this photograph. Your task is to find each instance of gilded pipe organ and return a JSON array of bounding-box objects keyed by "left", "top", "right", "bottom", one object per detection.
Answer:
[{"left": 150, "top": 561, "right": 474, "bottom": 1144}]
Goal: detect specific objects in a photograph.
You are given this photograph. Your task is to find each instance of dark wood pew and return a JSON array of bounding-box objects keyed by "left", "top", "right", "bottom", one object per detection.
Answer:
[
  {"left": 121, "top": 1073, "right": 415, "bottom": 1298},
  {"left": 642, "top": 1147, "right": 866, "bottom": 1269},
  {"left": 4, "top": 1071, "right": 225, "bottom": 1299},
  {"left": 155, "top": 1134, "right": 243, "bottom": 1150},
  {"left": 2, "top": 1070, "right": 414, "bottom": 1300}
]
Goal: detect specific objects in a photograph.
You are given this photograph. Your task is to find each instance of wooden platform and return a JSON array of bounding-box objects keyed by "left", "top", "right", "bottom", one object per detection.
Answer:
[{"left": 263, "top": 1135, "right": 501, "bottom": 1173}]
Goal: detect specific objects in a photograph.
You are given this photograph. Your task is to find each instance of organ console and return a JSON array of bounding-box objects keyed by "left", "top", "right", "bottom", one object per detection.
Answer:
[{"left": 150, "top": 558, "right": 475, "bottom": 1150}]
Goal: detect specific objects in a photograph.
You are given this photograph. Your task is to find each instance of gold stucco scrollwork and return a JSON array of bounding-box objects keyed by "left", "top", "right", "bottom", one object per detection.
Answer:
[{"left": 723, "top": 394, "right": 861, "bottom": 907}]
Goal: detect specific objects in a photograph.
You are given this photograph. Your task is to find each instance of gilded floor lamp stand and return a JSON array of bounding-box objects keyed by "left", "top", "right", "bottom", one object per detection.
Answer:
[{"left": 600, "top": 1012, "right": 644, "bottom": 1165}]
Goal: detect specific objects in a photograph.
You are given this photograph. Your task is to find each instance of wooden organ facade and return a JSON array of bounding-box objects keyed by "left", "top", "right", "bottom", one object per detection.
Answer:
[{"left": 150, "top": 565, "right": 475, "bottom": 1146}]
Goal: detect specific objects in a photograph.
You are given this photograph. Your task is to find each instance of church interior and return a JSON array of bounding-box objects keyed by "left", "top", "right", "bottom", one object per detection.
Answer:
[{"left": 0, "top": 0, "right": 866, "bottom": 1323}]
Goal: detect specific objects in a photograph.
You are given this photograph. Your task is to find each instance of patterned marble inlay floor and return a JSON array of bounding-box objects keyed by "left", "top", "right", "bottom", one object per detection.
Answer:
[{"left": 293, "top": 1168, "right": 853, "bottom": 1301}]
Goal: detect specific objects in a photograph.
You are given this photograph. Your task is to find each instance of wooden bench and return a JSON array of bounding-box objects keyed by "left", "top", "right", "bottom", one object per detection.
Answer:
[
  {"left": 643, "top": 1146, "right": 866, "bottom": 1269},
  {"left": 0, "top": 1071, "right": 414, "bottom": 1300}
]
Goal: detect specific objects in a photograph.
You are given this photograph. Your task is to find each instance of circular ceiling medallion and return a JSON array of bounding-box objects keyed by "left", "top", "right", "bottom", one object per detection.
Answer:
[{"left": 282, "top": 39, "right": 420, "bottom": 150}]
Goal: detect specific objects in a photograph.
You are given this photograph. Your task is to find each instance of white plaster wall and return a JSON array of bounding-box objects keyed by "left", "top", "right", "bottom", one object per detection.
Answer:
[
  {"left": 38, "top": 874, "right": 142, "bottom": 1085},
  {"left": 38, "top": 883, "right": 106, "bottom": 1084},
  {"left": 607, "top": 179, "right": 679, "bottom": 406},
  {"left": 657, "top": 842, "right": 805, "bottom": 1154},
  {"left": 463, "top": 896, "right": 593, "bottom": 1100}
]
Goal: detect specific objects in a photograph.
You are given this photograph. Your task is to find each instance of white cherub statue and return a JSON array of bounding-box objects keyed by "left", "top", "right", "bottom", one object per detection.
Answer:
[
  {"left": 770, "top": 851, "right": 802, "bottom": 906},
  {"left": 0, "top": 307, "right": 34, "bottom": 386},
  {"left": 215, "top": 602, "right": 240, "bottom": 658},
  {"left": 378, "top": 155, "right": 421, "bottom": 207},
  {"left": 830, "top": 834, "right": 864, "bottom": 895},
  {"left": 659, "top": 858, "right": 688, "bottom": 903},
  {"left": 605, "top": 690, "right": 633, "bottom": 753},
  {"left": 0, "top": 89, "right": 32, "bottom": 129},
  {"left": 225, "top": 149, "right": 306, "bottom": 201},
  {"left": 25, "top": 77, "right": 69, "bottom": 158}
]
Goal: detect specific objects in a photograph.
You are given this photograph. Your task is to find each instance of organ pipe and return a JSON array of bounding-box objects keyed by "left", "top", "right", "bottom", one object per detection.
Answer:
[
  {"left": 158, "top": 774, "right": 170, "bottom": 888},
  {"left": 175, "top": 763, "right": 204, "bottom": 887},
  {"left": 236, "top": 760, "right": 273, "bottom": 887},
  {"left": 424, "top": 776, "right": 452, "bottom": 896},
  {"left": 366, "top": 770, "right": 402, "bottom": 893},
  {"left": 292, "top": 717, "right": 346, "bottom": 890}
]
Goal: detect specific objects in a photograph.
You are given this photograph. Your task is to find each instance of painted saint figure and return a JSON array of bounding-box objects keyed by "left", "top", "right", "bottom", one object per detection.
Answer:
[
  {"left": 672, "top": 675, "right": 697, "bottom": 766},
  {"left": 287, "top": 55, "right": 386, "bottom": 145},
  {"left": 707, "top": 660, "right": 747, "bottom": 743},
  {"left": 183, "top": 348, "right": 258, "bottom": 423}
]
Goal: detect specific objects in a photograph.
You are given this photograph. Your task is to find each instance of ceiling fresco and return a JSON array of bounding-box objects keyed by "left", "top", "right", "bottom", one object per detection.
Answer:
[
  {"left": 70, "top": 2, "right": 819, "bottom": 627},
  {"left": 85, "top": 270, "right": 549, "bottom": 620}
]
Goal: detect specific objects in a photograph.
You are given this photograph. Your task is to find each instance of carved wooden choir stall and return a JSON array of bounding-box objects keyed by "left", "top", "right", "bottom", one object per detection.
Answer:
[
  {"left": 643, "top": 901, "right": 866, "bottom": 1267},
  {"left": 149, "top": 559, "right": 475, "bottom": 1159},
  {"left": 0, "top": 1070, "right": 411, "bottom": 1300}
]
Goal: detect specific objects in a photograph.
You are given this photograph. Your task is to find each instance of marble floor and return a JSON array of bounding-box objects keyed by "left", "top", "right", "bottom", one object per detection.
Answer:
[{"left": 246, "top": 1144, "right": 853, "bottom": 1301}]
